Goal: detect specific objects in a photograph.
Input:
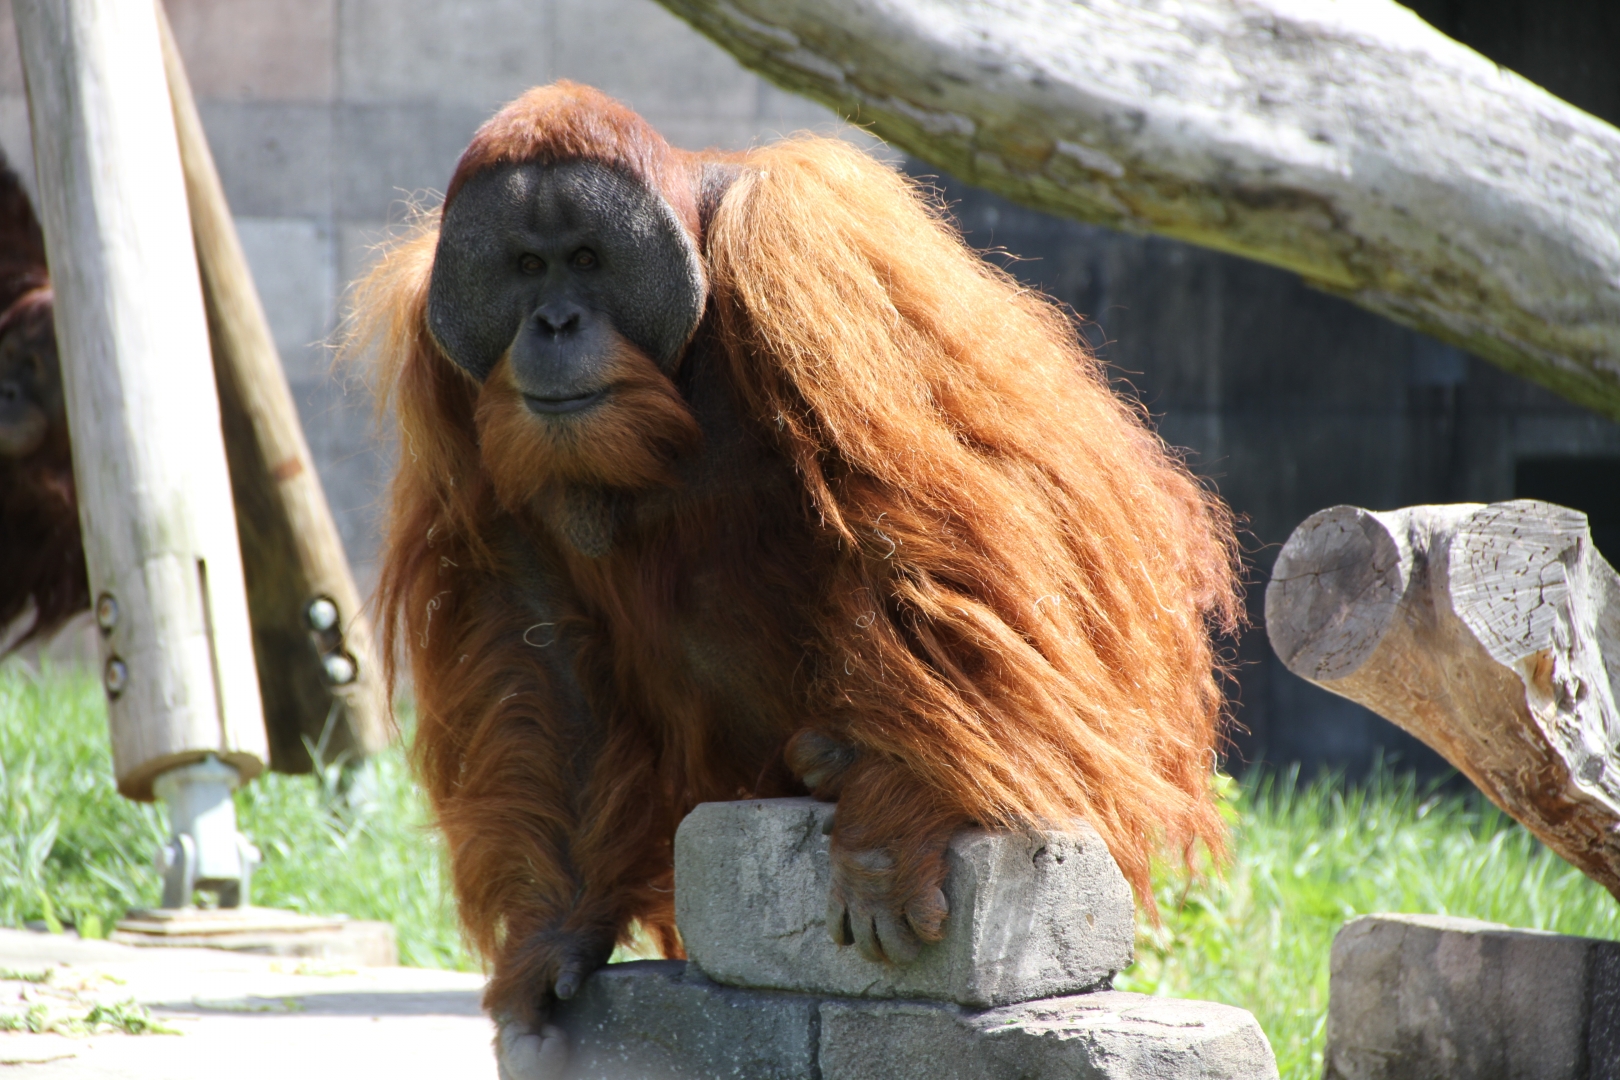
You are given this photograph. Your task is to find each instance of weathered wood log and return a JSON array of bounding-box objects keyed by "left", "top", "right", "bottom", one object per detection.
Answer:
[
  {"left": 653, "top": 0, "right": 1620, "bottom": 420},
  {"left": 156, "top": 4, "right": 389, "bottom": 772},
  {"left": 13, "top": 0, "right": 267, "bottom": 799},
  {"left": 1267, "top": 501, "right": 1620, "bottom": 897}
]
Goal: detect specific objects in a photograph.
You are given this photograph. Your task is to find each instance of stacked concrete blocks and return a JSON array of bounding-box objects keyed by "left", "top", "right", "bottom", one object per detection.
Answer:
[{"left": 549, "top": 797, "right": 1278, "bottom": 1080}]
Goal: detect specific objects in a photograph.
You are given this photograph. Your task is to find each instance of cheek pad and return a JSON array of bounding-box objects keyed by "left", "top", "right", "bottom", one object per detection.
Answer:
[
  {"left": 427, "top": 211, "right": 527, "bottom": 382},
  {"left": 592, "top": 188, "right": 707, "bottom": 369}
]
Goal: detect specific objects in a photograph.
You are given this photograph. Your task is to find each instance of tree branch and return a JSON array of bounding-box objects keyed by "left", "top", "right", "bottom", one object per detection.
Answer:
[{"left": 655, "top": 0, "right": 1620, "bottom": 418}]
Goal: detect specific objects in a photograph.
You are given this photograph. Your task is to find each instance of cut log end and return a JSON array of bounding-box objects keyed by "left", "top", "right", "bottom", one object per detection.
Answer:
[{"left": 1264, "top": 505, "right": 1407, "bottom": 684}]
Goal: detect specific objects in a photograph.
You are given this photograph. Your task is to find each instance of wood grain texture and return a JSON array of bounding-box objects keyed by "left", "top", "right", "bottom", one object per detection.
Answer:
[
  {"left": 1268, "top": 500, "right": 1620, "bottom": 896},
  {"left": 157, "top": 3, "right": 389, "bottom": 771},
  {"left": 14, "top": 0, "right": 266, "bottom": 799},
  {"left": 653, "top": 0, "right": 1620, "bottom": 419}
]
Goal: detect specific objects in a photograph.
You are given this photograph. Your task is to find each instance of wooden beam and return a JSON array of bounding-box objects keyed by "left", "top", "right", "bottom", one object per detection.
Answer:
[
  {"left": 1267, "top": 500, "right": 1620, "bottom": 896},
  {"left": 653, "top": 0, "right": 1620, "bottom": 420},
  {"left": 157, "top": 3, "right": 390, "bottom": 772},
  {"left": 13, "top": 0, "right": 266, "bottom": 800}
]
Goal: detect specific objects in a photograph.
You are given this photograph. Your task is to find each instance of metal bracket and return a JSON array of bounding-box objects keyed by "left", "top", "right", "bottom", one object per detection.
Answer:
[{"left": 152, "top": 755, "right": 261, "bottom": 909}]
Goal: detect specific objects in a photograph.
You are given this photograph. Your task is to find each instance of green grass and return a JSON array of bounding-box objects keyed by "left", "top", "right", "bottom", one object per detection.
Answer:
[
  {"left": 0, "top": 663, "right": 469, "bottom": 969},
  {"left": 1119, "top": 770, "right": 1620, "bottom": 1080},
  {"left": 4, "top": 664, "right": 1619, "bottom": 1078}
]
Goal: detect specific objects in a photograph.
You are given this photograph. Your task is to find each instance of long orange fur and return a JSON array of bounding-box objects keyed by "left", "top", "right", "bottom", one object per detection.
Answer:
[{"left": 350, "top": 82, "right": 1241, "bottom": 1025}]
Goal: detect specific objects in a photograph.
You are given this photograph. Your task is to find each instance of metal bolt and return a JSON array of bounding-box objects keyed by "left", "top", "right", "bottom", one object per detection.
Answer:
[
  {"left": 95, "top": 593, "right": 119, "bottom": 632},
  {"left": 322, "top": 652, "right": 357, "bottom": 686},
  {"left": 104, "top": 656, "right": 128, "bottom": 697},
  {"left": 306, "top": 596, "right": 339, "bottom": 632}
]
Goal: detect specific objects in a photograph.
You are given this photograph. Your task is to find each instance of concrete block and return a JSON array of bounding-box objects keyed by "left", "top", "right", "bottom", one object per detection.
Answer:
[
  {"left": 166, "top": 0, "right": 336, "bottom": 102},
  {"left": 236, "top": 216, "right": 338, "bottom": 379},
  {"left": 199, "top": 101, "right": 336, "bottom": 219},
  {"left": 337, "top": 0, "right": 550, "bottom": 110},
  {"left": 289, "top": 375, "right": 391, "bottom": 572},
  {"left": 333, "top": 101, "right": 489, "bottom": 221},
  {"left": 0, "top": 93, "right": 34, "bottom": 202},
  {"left": 1324, "top": 913, "right": 1620, "bottom": 1080},
  {"left": 818, "top": 992, "right": 1278, "bottom": 1080},
  {"left": 553, "top": 0, "right": 757, "bottom": 122},
  {"left": 338, "top": 220, "right": 392, "bottom": 288},
  {"left": 758, "top": 82, "right": 844, "bottom": 133},
  {"left": 553, "top": 961, "right": 819, "bottom": 1080},
  {"left": 0, "top": 1, "right": 21, "bottom": 96},
  {"left": 674, "top": 798, "right": 1135, "bottom": 1008}
]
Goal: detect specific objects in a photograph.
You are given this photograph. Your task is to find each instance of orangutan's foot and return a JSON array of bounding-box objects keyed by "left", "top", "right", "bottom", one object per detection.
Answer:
[
  {"left": 495, "top": 1019, "right": 568, "bottom": 1080},
  {"left": 786, "top": 729, "right": 858, "bottom": 799}
]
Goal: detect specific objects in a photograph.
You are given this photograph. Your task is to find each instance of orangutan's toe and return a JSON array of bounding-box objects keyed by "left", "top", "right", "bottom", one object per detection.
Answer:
[{"left": 826, "top": 847, "right": 948, "bottom": 965}]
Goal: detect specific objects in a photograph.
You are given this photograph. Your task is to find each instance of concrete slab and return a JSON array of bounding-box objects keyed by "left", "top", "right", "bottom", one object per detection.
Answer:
[
  {"left": 556, "top": 961, "right": 820, "bottom": 1080},
  {"left": 534, "top": 962, "right": 1278, "bottom": 1080},
  {"left": 818, "top": 991, "right": 1279, "bottom": 1080},
  {"left": 0, "top": 928, "right": 494, "bottom": 1079},
  {"left": 235, "top": 217, "right": 339, "bottom": 376}
]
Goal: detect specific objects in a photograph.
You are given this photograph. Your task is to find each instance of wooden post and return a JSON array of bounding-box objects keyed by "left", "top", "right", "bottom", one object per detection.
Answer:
[
  {"left": 12, "top": 0, "right": 268, "bottom": 801},
  {"left": 1267, "top": 500, "right": 1620, "bottom": 898},
  {"left": 157, "top": 4, "right": 390, "bottom": 772}
]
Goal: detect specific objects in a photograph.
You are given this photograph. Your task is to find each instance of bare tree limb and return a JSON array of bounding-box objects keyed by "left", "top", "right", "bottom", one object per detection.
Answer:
[{"left": 655, "top": 0, "right": 1620, "bottom": 419}]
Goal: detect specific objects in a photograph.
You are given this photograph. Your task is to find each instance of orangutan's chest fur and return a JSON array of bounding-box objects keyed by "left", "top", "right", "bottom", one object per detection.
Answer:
[{"left": 540, "top": 358, "right": 819, "bottom": 737}]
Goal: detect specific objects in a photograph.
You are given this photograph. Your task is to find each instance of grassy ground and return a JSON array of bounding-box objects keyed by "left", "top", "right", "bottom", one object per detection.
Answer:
[
  {"left": 4, "top": 663, "right": 1619, "bottom": 1078},
  {"left": 0, "top": 663, "right": 468, "bottom": 969},
  {"left": 1117, "top": 771, "right": 1620, "bottom": 1079}
]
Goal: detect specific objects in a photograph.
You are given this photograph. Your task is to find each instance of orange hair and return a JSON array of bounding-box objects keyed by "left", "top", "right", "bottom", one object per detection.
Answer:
[{"left": 708, "top": 138, "right": 1241, "bottom": 892}]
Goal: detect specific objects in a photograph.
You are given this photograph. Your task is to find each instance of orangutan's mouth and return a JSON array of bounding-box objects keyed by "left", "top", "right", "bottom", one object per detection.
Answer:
[{"left": 523, "top": 389, "right": 608, "bottom": 415}]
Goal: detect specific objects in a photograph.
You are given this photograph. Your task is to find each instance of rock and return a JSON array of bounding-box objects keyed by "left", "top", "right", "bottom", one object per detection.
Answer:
[
  {"left": 552, "top": 960, "right": 819, "bottom": 1080},
  {"left": 674, "top": 797, "right": 1135, "bottom": 1008},
  {"left": 818, "top": 991, "right": 1279, "bottom": 1080},
  {"left": 1324, "top": 913, "right": 1620, "bottom": 1080}
]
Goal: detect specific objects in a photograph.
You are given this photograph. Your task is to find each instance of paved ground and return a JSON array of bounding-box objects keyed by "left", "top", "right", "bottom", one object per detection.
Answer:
[{"left": 0, "top": 928, "right": 496, "bottom": 1078}]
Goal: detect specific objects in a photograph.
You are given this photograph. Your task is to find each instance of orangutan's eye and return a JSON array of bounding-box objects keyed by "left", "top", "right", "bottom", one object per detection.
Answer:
[
  {"left": 519, "top": 254, "right": 544, "bottom": 275},
  {"left": 570, "top": 248, "right": 597, "bottom": 270}
]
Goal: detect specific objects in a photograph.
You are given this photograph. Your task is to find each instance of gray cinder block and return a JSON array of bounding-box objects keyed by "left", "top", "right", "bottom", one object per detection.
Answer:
[
  {"left": 1324, "top": 913, "right": 1620, "bottom": 1080},
  {"left": 818, "top": 991, "right": 1279, "bottom": 1080},
  {"left": 553, "top": 961, "right": 819, "bottom": 1080},
  {"left": 674, "top": 797, "right": 1135, "bottom": 1008}
]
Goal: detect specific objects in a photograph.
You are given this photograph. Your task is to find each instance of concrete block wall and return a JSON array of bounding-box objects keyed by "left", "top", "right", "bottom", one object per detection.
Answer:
[{"left": 0, "top": 0, "right": 849, "bottom": 590}]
